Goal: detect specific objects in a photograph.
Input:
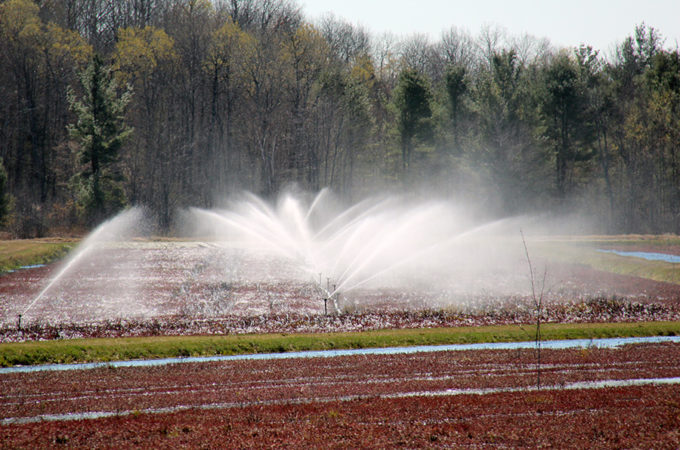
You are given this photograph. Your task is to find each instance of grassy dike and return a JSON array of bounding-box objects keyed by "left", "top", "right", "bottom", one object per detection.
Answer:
[
  {"left": 531, "top": 235, "right": 680, "bottom": 284},
  {"left": 1, "top": 321, "right": 679, "bottom": 367},
  {"left": 0, "top": 239, "right": 77, "bottom": 273}
]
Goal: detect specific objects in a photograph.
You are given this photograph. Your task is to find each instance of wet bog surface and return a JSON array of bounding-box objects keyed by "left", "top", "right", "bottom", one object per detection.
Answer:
[
  {"left": 2, "top": 241, "right": 680, "bottom": 338},
  {"left": 1, "top": 342, "right": 680, "bottom": 447},
  {"left": 1, "top": 242, "right": 323, "bottom": 326}
]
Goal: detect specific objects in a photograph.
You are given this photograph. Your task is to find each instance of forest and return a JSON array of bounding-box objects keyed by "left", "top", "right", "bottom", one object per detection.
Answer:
[{"left": 1, "top": 0, "right": 679, "bottom": 236}]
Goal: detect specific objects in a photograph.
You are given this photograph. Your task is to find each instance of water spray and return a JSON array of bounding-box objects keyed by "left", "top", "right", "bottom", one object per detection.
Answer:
[
  {"left": 21, "top": 207, "right": 143, "bottom": 319},
  {"left": 190, "top": 191, "right": 518, "bottom": 316},
  {"left": 21, "top": 245, "right": 90, "bottom": 317}
]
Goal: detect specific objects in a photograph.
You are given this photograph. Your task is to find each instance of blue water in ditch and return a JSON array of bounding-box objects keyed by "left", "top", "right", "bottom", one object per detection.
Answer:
[
  {"left": 2, "top": 336, "right": 679, "bottom": 375},
  {"left": 4, "top": 264, "right": 46, "bottom": 274},
  {"left": 597, "top": 249, "right": 680, "bottom": 263}
]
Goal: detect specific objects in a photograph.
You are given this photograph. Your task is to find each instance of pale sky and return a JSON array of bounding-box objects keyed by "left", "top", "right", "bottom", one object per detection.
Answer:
[{"left": 302, "top": 0, "right": 680, "bottom": 55}]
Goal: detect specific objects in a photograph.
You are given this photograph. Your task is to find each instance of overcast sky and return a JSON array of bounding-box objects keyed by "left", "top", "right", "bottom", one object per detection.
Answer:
[{"left": 302, "top": 0, "right": 680, "bottom": 55}]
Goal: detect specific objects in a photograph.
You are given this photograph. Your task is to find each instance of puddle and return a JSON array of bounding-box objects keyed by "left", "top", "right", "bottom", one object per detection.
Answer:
[
  {"left": 1, "top": 336, "right": 679, "bottom": 375},
  {"left": 598, "top": 249, "right": 680, "bottom": 263},
  {"left": 4, "top": 264, "right": 46, "bottom": 274}
]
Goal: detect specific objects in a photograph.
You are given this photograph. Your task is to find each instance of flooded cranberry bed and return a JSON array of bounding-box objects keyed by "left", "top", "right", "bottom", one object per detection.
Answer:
[
  {"left": 1, "top": 239, "right": 680, "bottom": 447},
  {"left": 1, "top": 343, "right": 679, "bottom": 447},
  {"left": 1, "top": 241, "right": 680, "bottom": 342}
]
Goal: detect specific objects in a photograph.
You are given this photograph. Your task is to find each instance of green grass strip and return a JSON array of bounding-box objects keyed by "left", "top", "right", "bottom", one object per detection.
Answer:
[
  {"left": 0, "top": 239, "right": 77, "bottom": 273},
  {"left": 1, "top": 321, "right": 679, "bottom": 367},
  {"left": 535, "top": 242, "right": 680, "bottom": 284}
]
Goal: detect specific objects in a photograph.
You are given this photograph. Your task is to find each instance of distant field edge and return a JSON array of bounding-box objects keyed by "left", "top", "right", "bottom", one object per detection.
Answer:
[
  {"left": 0, "top": 239, "right": 77, "bottom": 273},
  {"left": 1, "top": 321, "right": 678, "bottom": 368}
]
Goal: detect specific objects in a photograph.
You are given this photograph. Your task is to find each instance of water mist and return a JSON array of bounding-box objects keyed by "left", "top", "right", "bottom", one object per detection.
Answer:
[
  {"left": 185, "top": 189, "right": 533, "bottom": 312},
  {"left": 20, "top": 208, "right": 145, "bottom": 320}
]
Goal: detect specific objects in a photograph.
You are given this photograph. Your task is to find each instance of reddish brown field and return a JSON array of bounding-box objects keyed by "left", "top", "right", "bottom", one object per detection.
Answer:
[
  {"left": 2, "top": 242, "right": 680, "bottom": 341},
  {"left": 2, "top": 241, "right": 680, "bottom": 446},
  {"left": 1, "top": 343, "right": 680, "bottom": 447}
]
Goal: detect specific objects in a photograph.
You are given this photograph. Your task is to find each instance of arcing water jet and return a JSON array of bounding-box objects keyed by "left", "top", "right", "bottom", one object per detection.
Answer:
[
  {"left": 186, "top": 190, "right": 528, "bottom": 310},
  {"left": 21, "top": 208, "right": 145, "bottom": 319}
]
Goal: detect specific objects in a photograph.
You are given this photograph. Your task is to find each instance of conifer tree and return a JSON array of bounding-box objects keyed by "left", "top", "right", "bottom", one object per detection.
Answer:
[
  {"left": 394, "top": 68, "right": 434, "bottom": 174},
  {"left": 445, "top": 64, "right": 467, "bottom": 150},
  {"left": 68, "top": 54, "right": 132, "bottom": 225}
]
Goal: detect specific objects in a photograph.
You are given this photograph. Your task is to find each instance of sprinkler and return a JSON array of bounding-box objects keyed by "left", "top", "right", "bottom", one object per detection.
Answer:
[
  {"left": 319, "top": 275, "right": 336, "bottom": 315},
  {"left": 16, "top": 314, "right": 21, "bottom": 331}
]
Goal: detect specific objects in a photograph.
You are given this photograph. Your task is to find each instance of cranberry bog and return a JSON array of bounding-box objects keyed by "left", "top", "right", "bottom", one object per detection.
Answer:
[
  {"left": 1, "top": 237, "right": 680, "bottom": 340},
  {"left": 1, "top": 341, "right": 679, "bottom": 447},
  {"left": 1, "top": 227, "right": 680, "bottom": 446},
  {"left": 3, "top": 201, "right": 680, "bottom": 339}
]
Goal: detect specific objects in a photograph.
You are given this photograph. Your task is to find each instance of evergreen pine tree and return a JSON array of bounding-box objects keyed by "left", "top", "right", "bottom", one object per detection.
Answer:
[
  {"left": 68, "top": 54, "right": 132, "bottom": 225},
  {"left": 394, "top": 68, "right": 434, "bottom": 175}
]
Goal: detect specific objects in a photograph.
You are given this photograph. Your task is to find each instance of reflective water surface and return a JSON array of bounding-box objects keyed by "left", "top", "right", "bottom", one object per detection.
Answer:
[{"left": 2, "top": 335, "right": 679, "bottom": 375}]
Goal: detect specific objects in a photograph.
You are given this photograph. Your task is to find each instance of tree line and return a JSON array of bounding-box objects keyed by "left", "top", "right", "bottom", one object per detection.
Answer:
[{"left": 1, "top": 0, "right": 679, "bottom": 236}]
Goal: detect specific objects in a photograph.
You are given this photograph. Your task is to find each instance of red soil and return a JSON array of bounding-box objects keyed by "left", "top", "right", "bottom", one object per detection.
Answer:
[
  {"left": 2, "top": 244, "right": 680, "bottom": 341},
  {"left": 2, "top": 240, "right": 680, "bottom": 446},
  {"left": 1, "top": 343, "right": 679, "bottom": 447}
]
